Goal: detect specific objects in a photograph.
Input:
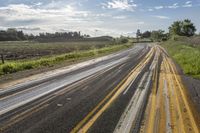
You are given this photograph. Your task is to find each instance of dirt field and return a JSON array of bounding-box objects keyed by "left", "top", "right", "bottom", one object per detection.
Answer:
[{"left": 0, "top": 40, "right": 112, "bottom": 60}]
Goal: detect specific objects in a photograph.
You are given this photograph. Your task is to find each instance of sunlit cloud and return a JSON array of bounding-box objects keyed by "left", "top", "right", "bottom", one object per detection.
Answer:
[
  {"left": 154, "top": 6, "right": 163, "bottom": 10},
  {"left": 0, "top": 0, "right": 199, "bottom": 36},
  {"left": 167, "top": 3, "right": 179, "bottom": 9},
  {"left": 152, "top": 15, "right": 170, "bottom": 19},
  {"left": 148, "top": 8, "right": 154, "bottom": 11},
  {"left": 112, "top": 15, "right": 127, "bottom": 19},
  {"left": 0, "top": 2, "right": 103, "bottom": 34},
  {"left": 183, "top": 1, "right": 192, "bottom": 7},
  {"left": 101, "top": 0, "right": 137, "bottom": 11},
  {"left": 185, "top": 1, "right": 192, "bottom": 5}
]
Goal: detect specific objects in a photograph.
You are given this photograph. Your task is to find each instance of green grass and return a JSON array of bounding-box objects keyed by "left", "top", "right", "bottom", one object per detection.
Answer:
[
  {"left": 0, "top": 43, "right": 132, "bottom": 75},
  {"left": 162, "top": 39, "right": 200, "bottom": 78}
]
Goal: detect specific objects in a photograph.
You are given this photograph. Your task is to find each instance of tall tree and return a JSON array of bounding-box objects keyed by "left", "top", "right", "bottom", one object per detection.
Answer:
[
  {"left": 169, "top": 21, "right": 182, "bottom": 35},
  {"left": 169, "top": 19, "right": 196, "bottom": 37},
  {"left": 141, "top": 31, "right": 151, "bottom": 38},
  {"left": 182, "top": 19, "right": 196, "bottom": 37},
  {"left": 151, "top": 30, "right": 165, "bottom": 42}
]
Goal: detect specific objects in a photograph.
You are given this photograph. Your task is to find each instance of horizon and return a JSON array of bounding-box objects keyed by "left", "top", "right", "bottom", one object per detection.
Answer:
[{"left": 0, "top": 0, "right": 200, "bottom": 37}]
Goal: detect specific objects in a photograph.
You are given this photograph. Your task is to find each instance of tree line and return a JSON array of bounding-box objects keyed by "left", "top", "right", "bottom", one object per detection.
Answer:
[
  {"left": 0, "top": 28, "right": 90, "bottom": 42},
  {"left": 137, "top": 19, "right": 197, "bottom": 42}
]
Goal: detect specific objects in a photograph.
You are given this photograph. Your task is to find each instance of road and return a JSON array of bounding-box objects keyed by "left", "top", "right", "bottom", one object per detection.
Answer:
[
  {"left": 141, "top": 46, "right": 200, "bottom": 133},
  {"left": 0, "top": 43, "right": 199, "bottom": 133}
]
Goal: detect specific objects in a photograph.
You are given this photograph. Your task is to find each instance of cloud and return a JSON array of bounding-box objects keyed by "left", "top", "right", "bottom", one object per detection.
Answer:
[
  {"left": 183, "top": 4, "right": 192, "bottom": 7},
  {"left": 101, "top": 0, "right": 137, "bottom": 11},
  {"left": 17, "top": 27, "right": 41, "bottom": 31},
  {"left": 167, "top": 3, "right": 179, "bottom": 9},
  {"left": 0, "top": 2, "right": 140, "bottom": 37},
  {"left": 152, "top": 1, "right": 195, "bottom": 11},
  {"left": 33, "top": 2, "right": 43, "bottom": 6},
  {"left": 154, "top": 6, "right": 163, "bottom": 10},
  {"left": 0, "top": 3, "right": 98, "bottom": 33},
  {"left": 0, "top": 4, "right": 83, "bottom": 22},
  {"left": 185, "top": 1, "right": 192, "bottom": 5},
  {"left": 183, "top": 1, "right": 192, "bottom": 7},
  {"left": 152, "top": 15, "right": 170, "bottom": 19},
  {"left": 148, "top": 8, "right": 154, "bottom": 11},
  {"left": 136, "top": 21, "right": 145, "bottom": 25},
  {"left": 113, "top": 15, "right": 127, "bottom": 19}
]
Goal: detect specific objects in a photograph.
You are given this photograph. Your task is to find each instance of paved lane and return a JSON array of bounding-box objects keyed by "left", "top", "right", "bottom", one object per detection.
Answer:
[
  {"left": 0, "top": 56, "right": 128, "bottom": 116},
  {"left": 0, "top": 44, "right": 150, "bottom": 133},
  {"left": 1, "top": 44, "right": 199, "bottom": 133},
  {"left": 140, "top": 46, "right": 200, "bottom": 133}
]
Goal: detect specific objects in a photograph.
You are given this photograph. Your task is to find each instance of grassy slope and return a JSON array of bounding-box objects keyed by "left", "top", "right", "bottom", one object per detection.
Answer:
[
  {"left": 162, "top": 39, "right": 200, "bottom": 79},
  {"left": 0, "top": 42, "right": 133, "bottom": 76}
]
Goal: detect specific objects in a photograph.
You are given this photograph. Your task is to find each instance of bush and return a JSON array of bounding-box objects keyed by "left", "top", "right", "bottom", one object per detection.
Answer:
[
  {"left": 21, "top": 62, "right": 35, "bottom": 69},
  {"left": 121, "top": 38, "right": 129, "bottom": 43},
  {"left": 39, "top": 59, "right": 52, "bottom": 66},
  {"left": 2, "top": 63, "right": 18, "bottom": 74}
]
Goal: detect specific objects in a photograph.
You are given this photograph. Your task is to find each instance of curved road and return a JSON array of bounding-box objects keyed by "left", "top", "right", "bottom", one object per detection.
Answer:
[{"left": 0, "top": 44, "right": 199, "bottom": 133}]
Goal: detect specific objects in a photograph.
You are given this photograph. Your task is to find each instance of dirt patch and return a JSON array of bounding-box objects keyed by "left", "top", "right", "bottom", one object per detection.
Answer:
[
  {"left": 173, "top": 59, "right": 200, "bottom": 112},
  {"left": 0, "top": 41, "right": 111, "bottom": 60},
  {"left": 181, "top": 75, "right": 200, "bottom": 112}
]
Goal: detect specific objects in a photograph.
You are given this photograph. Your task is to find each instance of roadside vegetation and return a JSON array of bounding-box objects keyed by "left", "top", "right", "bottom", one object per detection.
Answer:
[
  {"left": 162, "top": 37, "right": 200, "bottom": 78},
  {"left": 0, "top": 38, "right": 132, "bottom": 76},
  {"left": 161, "top": 19, "right": 200, "bottom": 78},
  {"left": 137, "top": 19, "right": 200, "bottom": 79}
]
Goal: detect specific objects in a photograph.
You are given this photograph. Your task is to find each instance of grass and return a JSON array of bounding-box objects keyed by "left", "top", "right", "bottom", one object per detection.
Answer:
[
  {"left": 0, "top": 42, "right": 132, "bottom": 76},
  {"left": 162, "top": 39, "right": 200, "bottom": 79}
]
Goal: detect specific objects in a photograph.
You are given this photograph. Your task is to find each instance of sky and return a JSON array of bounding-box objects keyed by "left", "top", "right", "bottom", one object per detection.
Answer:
[{"left": 0, "top": 0, "right": 200, "bottom": 37}]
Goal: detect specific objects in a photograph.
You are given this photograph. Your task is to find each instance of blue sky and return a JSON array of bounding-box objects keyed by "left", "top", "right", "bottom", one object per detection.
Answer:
[{"left": 0, "top": 0, "right": 199, "bottom": 36}]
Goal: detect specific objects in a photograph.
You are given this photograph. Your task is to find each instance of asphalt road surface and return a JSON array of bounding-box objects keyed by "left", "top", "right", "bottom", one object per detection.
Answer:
[{"left": 0, "top": 44, "right": 199, "bottom": 133}]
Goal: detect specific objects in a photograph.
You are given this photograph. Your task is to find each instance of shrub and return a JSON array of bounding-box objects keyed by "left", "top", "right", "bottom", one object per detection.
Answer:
[
  {"left": 2, "top": 63, "right": 18, "bottom": 74},
  {"left": 21, "top": 62, "right": 35, "bottom": 69},
  {"left": 121, "top": 38, "right": 129, "bottom": 43}
]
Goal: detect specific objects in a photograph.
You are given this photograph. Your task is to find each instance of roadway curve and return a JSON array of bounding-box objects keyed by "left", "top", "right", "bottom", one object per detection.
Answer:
[
  {"left": 0, "top": 43, "right": 199, "bottom": 133},
  {"left": 0, "top": 44, "right": 150, "bottom": 133}
]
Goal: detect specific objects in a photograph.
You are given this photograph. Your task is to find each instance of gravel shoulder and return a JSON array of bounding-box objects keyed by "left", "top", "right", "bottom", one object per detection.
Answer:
[{"left": 171, "top": 58, "right": 200, "bottom": 112}]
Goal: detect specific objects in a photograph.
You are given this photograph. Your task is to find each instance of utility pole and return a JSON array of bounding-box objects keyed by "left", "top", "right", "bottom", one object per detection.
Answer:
[
  {"left": 95, "top": 29, "right": 98, "bottom": 37},
  {"left": 1, "top": 54, "right": 4, "bottom": 64},
  {"left": 136, "top": 29, "right": 141, "bottom": 43}
]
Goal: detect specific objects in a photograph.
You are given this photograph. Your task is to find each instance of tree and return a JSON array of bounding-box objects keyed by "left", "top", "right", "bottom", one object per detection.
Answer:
[
  {"left": 151, "top": 30, "right": 165, "bottom": 42},
  {"left": 169, "top": 21, "right": 182, "bottom": 36},
  {"left": 169, "top": 19, "right": 196, "bottom": 37},
  {"left": 141, "top": 31, "right": 151, "bottom": 38},
  {"left": 182, "top": 19, "right": 196, "bottom": 37}
]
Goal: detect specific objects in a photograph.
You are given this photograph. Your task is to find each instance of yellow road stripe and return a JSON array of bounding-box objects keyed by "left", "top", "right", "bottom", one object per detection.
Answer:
[
  {"left": 166, "top": 57, "right": 199, "bottom": 132},
  {"left": 71, "top": 47, "right": 155, "bottom": 133},
  {"left": 139, "top": 45, "right": 199, "bottom": 133},
  {"left": 145, "top": 47, "right": 160, "bottom": 133},
  {"left": 164, "top": 57, "right": 185, "bottom": 132}
]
